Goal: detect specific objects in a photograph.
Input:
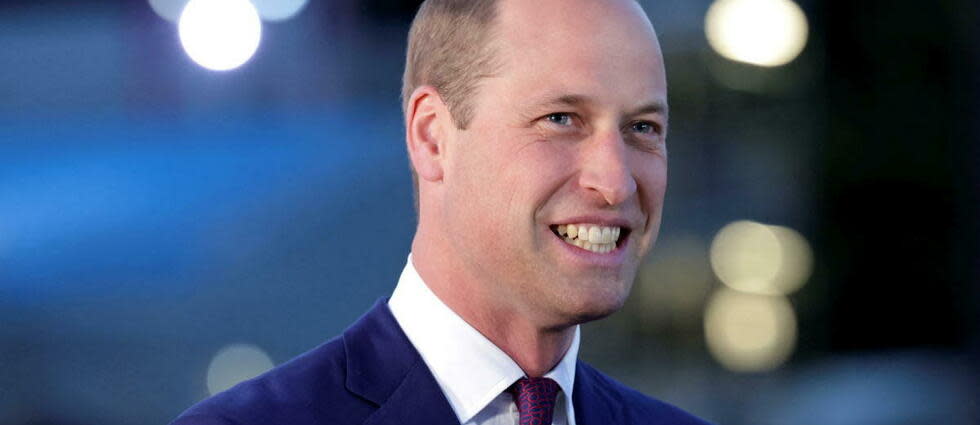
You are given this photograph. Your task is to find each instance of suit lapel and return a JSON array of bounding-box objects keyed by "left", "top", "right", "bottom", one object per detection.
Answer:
[
  {"left": 573, "top": 361, "right": 616, "bottom": 425},
  {"left": 343, "top": 298, "right": 459, "bottom": 425},
  {"left": 362, "top": 360, "right": 461, "bottom": 425}
]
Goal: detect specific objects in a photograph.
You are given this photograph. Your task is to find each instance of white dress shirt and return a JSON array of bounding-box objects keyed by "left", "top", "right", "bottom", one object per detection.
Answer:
[{"left": 388, "top": 254, "right": 580, "bottom": 425}]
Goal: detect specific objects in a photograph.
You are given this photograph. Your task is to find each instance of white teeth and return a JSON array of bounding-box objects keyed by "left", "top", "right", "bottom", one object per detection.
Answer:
[
  {"left": 555, "top": 223, "right": 623, "bottom": 253},
  {"left": 588, "top": 227, "right": 600, "bottom": 243},
  {"left": 563, "top": 235, "right": 616, "bottom": 254},
  {"left": 556, "top": 224, "right": 620, "bottom": 242}
]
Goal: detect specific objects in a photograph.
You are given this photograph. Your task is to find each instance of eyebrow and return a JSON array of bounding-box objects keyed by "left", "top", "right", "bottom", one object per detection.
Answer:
[
  {"left": 630, "top": 100, "right": 669, "bottom": 119},
  {"left": 534, "top": 94, "right": 669, "bottom": 119}
]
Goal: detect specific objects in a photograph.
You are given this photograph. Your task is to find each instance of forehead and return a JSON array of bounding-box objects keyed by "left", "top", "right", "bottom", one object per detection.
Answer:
[
  {"left": 497, "top": 0, "right": 648, "bottom": 36},
  {"left": 494, "top": 0, "right": 666, "bottom": 93},
  {"left": 489, "top": 0, "right": 667, "bottom": 108}
]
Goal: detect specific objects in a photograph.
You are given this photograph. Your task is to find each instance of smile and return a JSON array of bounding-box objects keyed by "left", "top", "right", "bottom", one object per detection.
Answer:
[{"left": 550, "top": 224, "right": 628, "bottom": 254}]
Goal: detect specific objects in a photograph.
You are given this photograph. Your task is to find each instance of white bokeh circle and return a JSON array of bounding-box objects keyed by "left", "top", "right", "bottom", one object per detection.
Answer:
[
  {"left": 178, "top": 0, "right": 262, "bottom": 71},
  {"left": 705, "top": 0, "right": 809, "bottom": 67}
]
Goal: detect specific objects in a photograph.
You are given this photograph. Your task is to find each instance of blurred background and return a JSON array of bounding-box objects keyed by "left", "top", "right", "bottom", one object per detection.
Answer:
[{"left": 0, "top": 0, "right": 977, "bottom": 424}]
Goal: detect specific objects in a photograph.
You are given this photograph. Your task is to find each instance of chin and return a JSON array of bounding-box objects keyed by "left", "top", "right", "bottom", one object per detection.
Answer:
[{"left": 558, "top": 277, "right": 634, "bottom": 325}]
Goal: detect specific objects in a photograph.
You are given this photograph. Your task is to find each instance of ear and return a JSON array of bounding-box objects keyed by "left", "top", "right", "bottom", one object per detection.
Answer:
[{"left": 405, "top": 86, "right": 452, "bottom": 183}]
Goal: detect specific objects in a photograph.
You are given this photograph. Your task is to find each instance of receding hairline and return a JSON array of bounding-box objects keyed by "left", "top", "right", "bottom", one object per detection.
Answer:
[{"left": 401, "top": 0, "right": 504, "bottom": 129}]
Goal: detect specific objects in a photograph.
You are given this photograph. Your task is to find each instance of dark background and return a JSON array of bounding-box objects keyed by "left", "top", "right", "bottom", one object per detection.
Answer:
[{"left": 0, "top": 0, "right": 976, "bottom": 424}]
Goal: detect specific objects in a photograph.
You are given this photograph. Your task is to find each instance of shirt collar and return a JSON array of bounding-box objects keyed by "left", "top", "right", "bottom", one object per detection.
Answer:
[{"left": 388, "top": 254, "right": 579, "bottom": 424}]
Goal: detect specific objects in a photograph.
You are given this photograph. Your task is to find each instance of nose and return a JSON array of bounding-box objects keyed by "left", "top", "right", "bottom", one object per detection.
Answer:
[{"left": 578, "top": 130, "right": 637, "bottom": 206}]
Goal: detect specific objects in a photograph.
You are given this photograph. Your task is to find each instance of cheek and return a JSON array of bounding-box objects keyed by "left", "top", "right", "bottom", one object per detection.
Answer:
[
  {"left": 443, "top": 142, "right": 501, "bottom": 231},
  {"left": 636, "top": 156, "right": 668, "bottom": 202},
  {"left": 450, "top": 132, "right": 575, "bottom": 232},
  {"left": 511, "top": 141, "right": 576, "bottom": 210},
  {"left": 493, "top": 138, "right": 571, "bottom": 201},
  {"left": 448, "top": 135, "right": 540, "bottom": 224}
]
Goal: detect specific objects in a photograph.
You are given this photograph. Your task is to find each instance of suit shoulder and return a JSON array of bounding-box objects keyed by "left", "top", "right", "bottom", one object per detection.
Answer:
[
  {"left": 169, "top": 413, "right": 236, "bottom": 425},
  {"left": 578, "top": 362, "right": 714, "bottom": 425},
  {"left": 170, "top": 335, "right": 370, "bottom": 425}
]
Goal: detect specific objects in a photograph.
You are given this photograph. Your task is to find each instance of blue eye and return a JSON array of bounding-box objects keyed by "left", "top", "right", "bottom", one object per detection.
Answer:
[
  {"left": 545, "top": 113, "right": 573, "bottom": 126},
  {"left": 631, "top": 121, "right": 659, "bottom": 134}
]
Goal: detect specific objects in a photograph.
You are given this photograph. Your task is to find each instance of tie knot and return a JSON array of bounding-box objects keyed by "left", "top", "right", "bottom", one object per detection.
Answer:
[{"left": 508, "top": 377, "right": 561, "bottom": 425}]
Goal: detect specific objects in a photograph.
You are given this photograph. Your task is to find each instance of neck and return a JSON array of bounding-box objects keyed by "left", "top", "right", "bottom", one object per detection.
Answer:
[
  {"left": 478, "top": 314, "right": 576, "bottom": 378},
  {"left": 411, "top": 236, "right": 577, "bottom": 377}
]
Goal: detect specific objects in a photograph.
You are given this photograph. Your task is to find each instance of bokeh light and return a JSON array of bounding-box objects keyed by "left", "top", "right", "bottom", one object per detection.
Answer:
[
  {"left": 710, "top": 220, "right": 812, "bottom": 296},
  {"left": 206, "top": 343, "right": 274, "bottom": 395},
  {"left": 178, "top": 0, "right": 262, "bottom": 71},
  {"left": 635, "top": 237, "right": 714, "bottom": 330},
  {"left": 148, "top": 0, "right": 189, "bottom": 22},
  {"left": 704, "top": 288, "right": 797, "bottom": 372},
  {"left": 768, "top": 224, "right": 814, "bottom": 294},
  {"left": 710, "top": 220, "right": 781, "bottom": 294},
  {"left": 251, "top": 0, "right": 309, "bottom": 22},
  {"left": 705, "top": 0, "right": 809, "bottom": 67}
]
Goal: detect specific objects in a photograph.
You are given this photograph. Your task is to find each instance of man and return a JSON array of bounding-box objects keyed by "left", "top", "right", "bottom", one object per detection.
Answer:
[{"left": 171, "top": 0, "right": 710, "bottom": 424}]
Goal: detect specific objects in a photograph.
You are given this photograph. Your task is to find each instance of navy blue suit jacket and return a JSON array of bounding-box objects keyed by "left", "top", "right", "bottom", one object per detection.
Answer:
[{"left": 170, "top": 299, "right": 711, "bottom": 425}]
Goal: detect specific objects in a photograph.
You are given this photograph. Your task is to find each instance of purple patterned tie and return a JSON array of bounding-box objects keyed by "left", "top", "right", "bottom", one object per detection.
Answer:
[{"left": 508, "top": 377, "right": 561, "bottom": 425}]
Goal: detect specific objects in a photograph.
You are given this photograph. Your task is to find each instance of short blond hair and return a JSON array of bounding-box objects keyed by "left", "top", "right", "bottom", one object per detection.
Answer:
[
  {"left": 401, "top": 0, "right": 501, "bottom": 130},
  {"left": 402, "top": 0, "right": 502, "bottom": 211}
]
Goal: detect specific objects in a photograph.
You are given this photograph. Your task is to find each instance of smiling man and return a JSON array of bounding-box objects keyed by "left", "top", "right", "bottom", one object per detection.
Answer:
[{"left": 170, "top": 0, "right": 710, "bottom": 424}]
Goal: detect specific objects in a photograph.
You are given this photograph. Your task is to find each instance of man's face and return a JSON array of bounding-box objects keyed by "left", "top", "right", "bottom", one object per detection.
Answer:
[{"left": 441, "top": 0, "right": 668, "bottom": 326}]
